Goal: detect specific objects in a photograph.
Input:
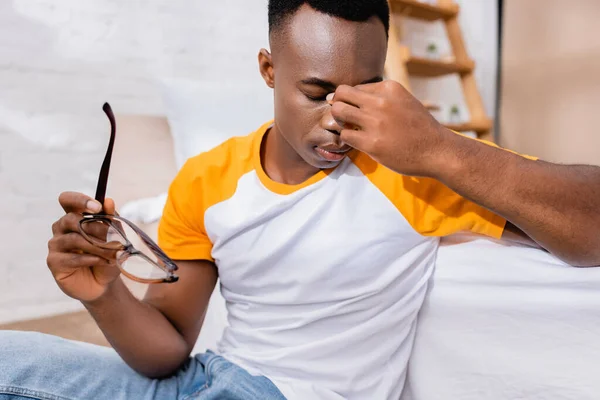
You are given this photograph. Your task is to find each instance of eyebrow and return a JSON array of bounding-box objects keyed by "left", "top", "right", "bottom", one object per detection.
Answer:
[{"left": 300, "top": 76, "right": 383, "bottom": 90}]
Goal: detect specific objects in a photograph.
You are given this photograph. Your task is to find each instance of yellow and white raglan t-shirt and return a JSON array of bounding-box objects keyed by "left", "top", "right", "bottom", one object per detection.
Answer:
[{"left": 158, "top": 121, "right": 506, "bottom": 400}]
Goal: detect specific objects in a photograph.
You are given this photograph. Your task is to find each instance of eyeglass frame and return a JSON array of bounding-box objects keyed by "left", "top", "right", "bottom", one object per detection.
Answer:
[{"left": 77, "top": 102, "right": 179, "bottom": 284}]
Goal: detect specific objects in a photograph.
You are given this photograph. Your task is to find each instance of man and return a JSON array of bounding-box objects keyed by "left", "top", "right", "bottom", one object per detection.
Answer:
[{"left": 1, "top": 1, "right": 599, "bottom": 399}]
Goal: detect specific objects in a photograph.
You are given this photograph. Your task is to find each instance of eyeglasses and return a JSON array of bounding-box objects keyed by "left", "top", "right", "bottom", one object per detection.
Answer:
[{"left": 78, "top": 103, "right": 179, "bottom": 284}]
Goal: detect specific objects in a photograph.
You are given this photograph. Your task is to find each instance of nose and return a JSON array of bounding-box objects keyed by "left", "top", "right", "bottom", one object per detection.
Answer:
[{"left": 320, "top": 106, "right": 343, "bottom": 135}]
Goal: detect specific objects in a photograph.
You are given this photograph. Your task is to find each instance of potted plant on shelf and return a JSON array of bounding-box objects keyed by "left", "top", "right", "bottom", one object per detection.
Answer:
[
  {"left": 426, "top": 42, "right": 439, "bottom": 59},
  {"left": 448, "top": 104, "right": 461, "bottom": 123}
]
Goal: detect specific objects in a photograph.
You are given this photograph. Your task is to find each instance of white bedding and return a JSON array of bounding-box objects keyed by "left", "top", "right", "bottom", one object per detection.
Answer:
[
  {"left": 402, "top": 235, "right": 600, "bottom": 400},
  {"left": 194, "top": 235, "right": 600, "bottom": 399}
]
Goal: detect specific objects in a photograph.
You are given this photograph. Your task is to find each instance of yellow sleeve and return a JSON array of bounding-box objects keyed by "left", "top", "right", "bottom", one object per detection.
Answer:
[
  {"left": 351, "top": 152, "right": 506, "bottom": 238},
  {"left": 158, "top": 158, "right": 214, "bottom": 262},
  {"left": 398, "top": 175, "right": 506, "bottom": 238},
  {"left": 157, "top": 131, "right": 258, "bottom": 262}
]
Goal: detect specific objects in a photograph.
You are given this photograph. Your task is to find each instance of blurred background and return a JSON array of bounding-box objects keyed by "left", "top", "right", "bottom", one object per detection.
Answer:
[{"left": 0, "top": 0, "right": 598, "bottom": 345}]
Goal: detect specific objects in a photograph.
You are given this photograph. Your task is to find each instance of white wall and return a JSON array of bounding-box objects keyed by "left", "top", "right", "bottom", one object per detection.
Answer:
[
  {"left": 501, "top": 0, "right": 600, "bottom": 165},
  {"left": 0, "top": 0, "right": 496, "bottom": 324},
  {"left": 0, "top": 0, "right": 270, "bottom": 324}
]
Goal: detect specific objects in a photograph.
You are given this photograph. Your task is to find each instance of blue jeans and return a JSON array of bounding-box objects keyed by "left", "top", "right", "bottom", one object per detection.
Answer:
[{"left": 0, "top": 330, "right": 286, "bottom": 400}]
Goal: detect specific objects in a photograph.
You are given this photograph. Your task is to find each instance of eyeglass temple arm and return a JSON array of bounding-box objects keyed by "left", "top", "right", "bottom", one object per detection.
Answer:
[{"left": 95, "top": 102, "right": 116, "bottom": 206}]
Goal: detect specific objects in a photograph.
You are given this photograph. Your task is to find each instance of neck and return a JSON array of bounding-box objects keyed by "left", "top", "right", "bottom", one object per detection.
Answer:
[{"left": 261, "top": 124, "right": 320, "bottom": 185}]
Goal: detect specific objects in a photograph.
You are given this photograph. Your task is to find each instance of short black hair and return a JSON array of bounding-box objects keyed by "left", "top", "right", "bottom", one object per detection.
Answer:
[{"left": 268, "top": 0, "right": 390, "bottom": 39}]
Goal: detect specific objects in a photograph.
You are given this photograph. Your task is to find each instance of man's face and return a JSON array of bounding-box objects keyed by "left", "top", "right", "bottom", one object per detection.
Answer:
[{"left": 261, "top": 5, "right": 388, "bottom": 169}]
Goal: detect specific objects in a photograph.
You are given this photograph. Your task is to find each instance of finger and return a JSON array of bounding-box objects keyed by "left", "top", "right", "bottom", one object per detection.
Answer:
[
  {"left": 52, "top": 211, "right": 114, "bottom": 243},
  {"left": 48, "top": 252, "right": 114, "bottom": 272},
  {"left": 52, "top": 213, "right": 83, "bottom": 235},
  {"left": 356, "top": 79, "right": 408, "bottom": 96},
  {"left": 52, "top": 213, "right": 107, "bottom": 240},
  {"left": 103, "top": 197, "right": 118, "bottom": 215},
  {"left": 339, "top": 128, "right": 368, "bottom": 151},
  {"left": 328, "top": 84, "right": 380, "bottom": 108},
  {"left": 330, "top": 101, "right": 368, "bottom": 129},
  {"left": 59, "top": 192, "right": 102, "bottom": 214},
  {"left": 80, "top": 219, "right": 112, "bottom": 242},
  {"left": 354, "top": 81, "right": 388, "bottom": 94},
  {"left": 50, "top": 232, "right": 118, "bottom": 261}
]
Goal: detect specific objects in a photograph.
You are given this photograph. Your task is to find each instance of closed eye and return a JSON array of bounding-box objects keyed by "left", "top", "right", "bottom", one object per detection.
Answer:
[{"left": 305, "top": 93, "right": 328, "bottom": 102}]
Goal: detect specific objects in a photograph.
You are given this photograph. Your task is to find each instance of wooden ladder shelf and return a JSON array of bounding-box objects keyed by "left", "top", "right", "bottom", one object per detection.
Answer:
[{"left": 385, "top": 0, "right": 493, "bottom": 140}]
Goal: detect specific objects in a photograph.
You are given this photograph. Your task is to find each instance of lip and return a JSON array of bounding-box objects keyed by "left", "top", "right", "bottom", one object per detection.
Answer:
[{"left": 315, "top": 146, "right": 351, "bottom": 162}]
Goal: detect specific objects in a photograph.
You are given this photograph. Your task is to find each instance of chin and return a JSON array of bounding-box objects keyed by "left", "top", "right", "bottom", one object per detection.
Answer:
[{"left": 307, "top": 154, "right": 345, "bottom": 170}]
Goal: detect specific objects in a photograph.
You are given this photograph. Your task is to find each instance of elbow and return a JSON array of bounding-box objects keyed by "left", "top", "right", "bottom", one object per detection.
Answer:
[
  {"left": 552, "top": 226, "right": 600, "bottom": 267},
  {"left": 559, "top": 245, "right": 600, "bottom": 268},
  {"left": 572, "top": 258, "right": 600, "bottom": 269},
  {"left": 141, "top": 370, "right": 179, "bottom": 380},
  {"left": 570, "top": 260, "right": 600, "bottom": 268},
  {"left": 126, "top": 341, "right": 191, "bottom": 379},
  {"left": 577, "top": 239, "right": 600, "bottom": 267},
  {"left": 134, "top": 357, "right": 188, "bottom": 379},
  {"left": 539, "top": 232, "right": 599, "bottom": 267}
]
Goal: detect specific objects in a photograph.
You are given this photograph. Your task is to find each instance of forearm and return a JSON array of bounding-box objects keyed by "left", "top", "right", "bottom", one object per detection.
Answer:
[
  {"left": 436, "top": 131, "right": 600, "bottom": 266},
  {"left": 83, "top": 278, "right": 189, "bottom": 378},
  {"left": 327, "top": 80, "right": 600, "bottom": 265}
]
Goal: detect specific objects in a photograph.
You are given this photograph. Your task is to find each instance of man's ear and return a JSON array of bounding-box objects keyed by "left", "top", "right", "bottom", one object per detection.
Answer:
[{"left": 258, "top": 48, "right": 275, "bottom": 89}]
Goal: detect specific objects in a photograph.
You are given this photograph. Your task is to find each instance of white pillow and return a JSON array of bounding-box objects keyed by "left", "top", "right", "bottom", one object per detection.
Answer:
[
  {"left": 159, "top": 77, "right": 274, "bottom": 170},
  {"left": 119, "top": 78, "right": 274, "bottom": 223}
]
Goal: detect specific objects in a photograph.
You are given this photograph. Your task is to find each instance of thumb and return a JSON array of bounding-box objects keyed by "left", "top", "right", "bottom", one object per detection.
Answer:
[{"left": 103, "top": 197, "right": 118, "bottom": 215}]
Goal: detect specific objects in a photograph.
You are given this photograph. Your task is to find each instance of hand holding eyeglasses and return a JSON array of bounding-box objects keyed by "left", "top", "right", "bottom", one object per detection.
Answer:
[
  {"left": 46, "top": 103, "right": 179, "bottom": 304},
  {"left": 47, "top": 193, "right": 123, "bottom": 303}
]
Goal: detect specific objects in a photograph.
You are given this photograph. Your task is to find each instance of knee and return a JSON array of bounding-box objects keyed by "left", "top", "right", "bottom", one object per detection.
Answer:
[
  {"left": 0, "top": 330, "right": 67, "bottom": 375},
  {"left": 0, "top": 330, "right": 117, "bottom": 386},
  {"left": 0, "top": 330, "right": 59, "bottom": 355},
  {"left": 1, "top": 330, "right": 41, "bottom": 350},
  {"left": 0, "top": 330, "right": 60, "bottom": 386},
  {"left": 0, "top": 330, "right": 105, "bottom": 373}
]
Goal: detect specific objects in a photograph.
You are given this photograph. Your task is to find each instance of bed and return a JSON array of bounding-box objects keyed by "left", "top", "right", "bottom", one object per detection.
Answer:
[{"left": 402, "top": 235, "right": 600, "bottom": 400}]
